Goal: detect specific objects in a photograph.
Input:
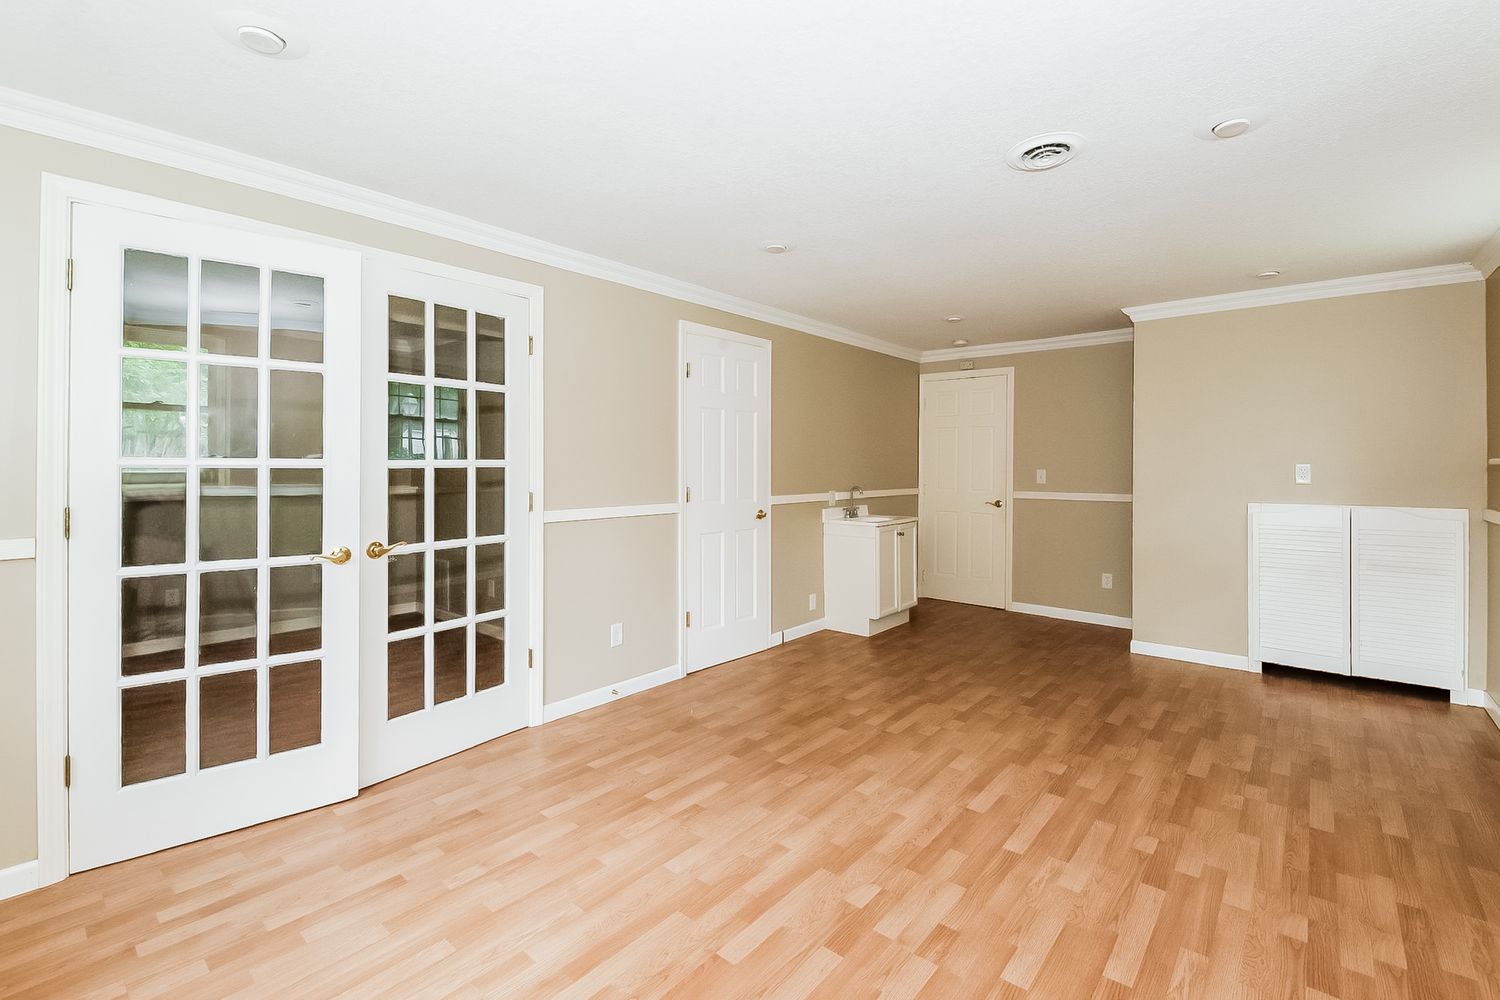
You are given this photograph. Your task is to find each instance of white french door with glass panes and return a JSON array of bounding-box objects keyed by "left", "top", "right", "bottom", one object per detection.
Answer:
[
  {"left": 358, "top": 261, "right": 531, "bottom": 787},
  {"left": 67, "top": 204, "right": 362, "bottom": 872}
]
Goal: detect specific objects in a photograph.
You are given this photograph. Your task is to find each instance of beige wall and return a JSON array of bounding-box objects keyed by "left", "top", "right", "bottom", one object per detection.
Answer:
[
  {"left": 921, "top": 341, "right": 1134, "bottom": 618},
  {"left": 1486, "top": 269, "right": 1500, "bottom": 708},
  {"left": 0, "top": 125, "right": 917, "bottom": 868},
  {"left": 1133, "top": 283, "right": 1488, "bottom": 688}
]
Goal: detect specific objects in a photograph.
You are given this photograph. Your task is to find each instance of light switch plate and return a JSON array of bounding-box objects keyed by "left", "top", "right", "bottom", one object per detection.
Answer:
[
  {"left": 1295, "top": 463, "right": 1312, "bottom": 485},
  {"left": 1036, "top": 468, "right": 1047, "bottom": 485},
  {"left": 610, "top": 623, "right": 623, "bottom": 647},
  {"left": 809, "top": 593, "right": 817, "bottom": 611}
]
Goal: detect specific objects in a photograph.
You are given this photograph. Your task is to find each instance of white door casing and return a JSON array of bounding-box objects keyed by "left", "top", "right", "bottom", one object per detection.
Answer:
[
  {"left": 680, "top": 323, "right": 772, "bottom": 673},
  {"left": 359, "top": 260, "right": 532, "bottom": 787},
  {"left": 67, "top": 204, "right": 362, "bottom": 872},
  {"left": 918, "top": 371, "right": 1012, "bottom": 608}
]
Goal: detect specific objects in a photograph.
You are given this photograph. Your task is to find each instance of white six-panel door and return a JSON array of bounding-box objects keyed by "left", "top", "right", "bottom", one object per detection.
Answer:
[
  {"left": 681, "top": 324, "right": 771, "bottom": 672},
  {"left": 67, "top": 204, "right": 362, "bottom": 871},
  {"left": 918, "top": 373, "right": 1011, "bottom": 607},
  {"left": 358, "top": 261, "right": 532, "bottom": 786}
]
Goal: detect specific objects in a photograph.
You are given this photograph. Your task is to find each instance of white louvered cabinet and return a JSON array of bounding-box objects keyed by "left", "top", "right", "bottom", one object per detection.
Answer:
[{"left": 1248, "top": 504, "right": 1466, "bottom": 692}]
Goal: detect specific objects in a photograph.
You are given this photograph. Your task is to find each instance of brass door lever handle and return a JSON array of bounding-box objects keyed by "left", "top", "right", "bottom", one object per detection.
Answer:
[
  {"left": 312, "top": 546, "right": 353, "bottom": 565},
  {"left": 755, "top": 509, "right": 768, "bottom": 520},
  {"left": 985, "top": 499, "right": 1005, "bottom": 508},
  {"left": 366, "top": 540, "right": 410, "bottom": 560}
]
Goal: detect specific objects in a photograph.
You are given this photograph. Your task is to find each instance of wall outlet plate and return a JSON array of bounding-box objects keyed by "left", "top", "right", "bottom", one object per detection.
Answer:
[
  {"left": 809, "top": 593, "right": 817, "bottom": 611},
  {"left": 1101, "top": 573, "right": 1113, "bottom": 590},
  {"left": 1295, "top": 463, "right": 1312, "bottom": 485},
  {"left": 958, "top": 359, "right": 976, "bottom": 371},
  {"left": 610, "top": 622, "right": 623, "bottom": 647},
  {"left": 1036, "top": 468, "right": 1047, "bottom": 485}
]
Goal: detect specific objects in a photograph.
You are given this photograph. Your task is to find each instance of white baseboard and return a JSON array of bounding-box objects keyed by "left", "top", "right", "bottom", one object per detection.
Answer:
[
  {"left": 1130, "top": 639, "right": 1257, "bottom": 673},
  {"left": 541, "top": 664, "right": 680, "bottom": 723},
  {"left": 1450, "top": 688, "right": 1489, "bottom": 708},
  {"left": 1483, "top": 691, "right": 1500, "bottom": 731},
  {"left": 771, "top": 618, "right": 827, "bottom": 646},
  {"left": 0, "top": 859, "right": 39, "bottom": 902},
  {"left": 1010, "top": 603, "right": 1132, "bottom": 630}
]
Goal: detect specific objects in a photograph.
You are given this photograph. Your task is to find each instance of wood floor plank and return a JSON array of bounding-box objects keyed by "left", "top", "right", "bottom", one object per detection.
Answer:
[{"left": 3, "top": 599, "right": 1500, "bottom": 998}]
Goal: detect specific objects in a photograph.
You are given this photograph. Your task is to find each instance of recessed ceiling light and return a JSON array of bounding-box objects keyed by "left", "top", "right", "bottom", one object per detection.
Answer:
[
  {"left": 1006, "top": 132, "right": 1085, "bottom": 172},
  {"left": 1210, "top": 118, "right": 1252, "bottom": 139},
  {"left": 236, "top": 24, "right": 287, "bottom": 55},
  {"left": 952, "top": 339, "right": 970, "bottom": 347},
  {"left": 945, "top": 315, "right": 965, "bottom": 323},
  {"left": 1255, "top": 269, "right": 1283, "bottom": 279},
  {"left": 762, "top": 242, "right": 789, "bottom": 254}
]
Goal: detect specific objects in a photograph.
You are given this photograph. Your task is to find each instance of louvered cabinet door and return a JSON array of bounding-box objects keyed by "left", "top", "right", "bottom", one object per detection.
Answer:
[
  {"left": 1351, "top": 507, "right": 1466, "bottom": 691},
  {"left": 1249, "top": 504, "right": 1351, "bottom": 675}
]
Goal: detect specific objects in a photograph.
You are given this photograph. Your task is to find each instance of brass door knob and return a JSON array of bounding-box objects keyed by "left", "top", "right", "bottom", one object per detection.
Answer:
[
  {"left": 985, "top": 499, "right": 1004, "bottom": 508},
  {"left": 366, "top": 540, "right": 410, "bottom": 560},
  {"left": 755, "top": 509, "right": 768, "bottom": 520},
  {"left": 312, "top": 546, "right": 353, "bottom": 565}
]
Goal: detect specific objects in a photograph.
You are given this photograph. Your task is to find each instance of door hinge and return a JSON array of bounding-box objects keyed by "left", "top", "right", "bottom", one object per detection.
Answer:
[
  {"left": 684, "top": 361, "right": 691, "bottom": 378},
  {"left": 685, "top": 611, "right": 691, "bottom": 628},
  {"left": 63, "top": 506, "right": 70, "bottom": 540},
  {"left": 65, "top": 258, "right": 74, "bottom": 292},
  {"left": 528, "top": 649, "right": 534, "bottom": 669},
  {"left": 528, "top": 491, "right": 534, "bottom": 513},
  {"left": 528, "top": 335, "right": 534, "bottom": 356},
  {"left": 63, "top": 754, "right": 71, "bottom": 788},
  {"left": 684, "top": 485, "right": 691, "bottom": 503}
]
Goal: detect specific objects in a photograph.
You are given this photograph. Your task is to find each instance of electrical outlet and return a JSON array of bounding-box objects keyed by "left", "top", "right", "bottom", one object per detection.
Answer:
[
  {"left": 609, "top": 622, "right": 623, "bottom": 647},
  {"left": 1101, "top": 573, "right": 1113, "bottom": 590},
  {"left": 1035, "top": 468, "right": 1047, "bottom": 485},
  {"left": 809, "top": 593, "right": 818, "bottom": 611},
  {"left": 1295, "top": 463, "right": 1312, "bottom": 485}
]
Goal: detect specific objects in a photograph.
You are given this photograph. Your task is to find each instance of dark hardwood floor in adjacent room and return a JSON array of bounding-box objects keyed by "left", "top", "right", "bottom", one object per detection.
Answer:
[{"left": 4, "top": 599, "right": 1500, "bottom": 999}]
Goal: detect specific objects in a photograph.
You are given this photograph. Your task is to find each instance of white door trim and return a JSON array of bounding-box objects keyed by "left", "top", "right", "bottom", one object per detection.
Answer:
[
  {"left": 916, "top": 368, "right": 1014, "bottom": 609},
  {"left": 32, "top": 175, "right": 546, "bottom": 894},
  {"left": 677, "top": 320, "right": 773, "bottom": 677}
]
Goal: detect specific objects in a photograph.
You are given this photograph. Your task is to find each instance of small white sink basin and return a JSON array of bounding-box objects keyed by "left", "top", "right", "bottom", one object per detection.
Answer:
[{"left": 854, "top": 516, "right": 899, "bottom": 523}]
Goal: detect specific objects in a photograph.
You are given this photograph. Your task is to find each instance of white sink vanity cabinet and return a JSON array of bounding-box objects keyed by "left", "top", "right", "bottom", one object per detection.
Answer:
[{"left": 823, "top": 506, "right": 919, "bottom": 636}]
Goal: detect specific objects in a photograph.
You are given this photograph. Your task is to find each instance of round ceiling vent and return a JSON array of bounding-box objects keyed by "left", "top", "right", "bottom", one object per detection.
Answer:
[{"left": 1006, "top": 132, "right": 1085, "bottom": 172}]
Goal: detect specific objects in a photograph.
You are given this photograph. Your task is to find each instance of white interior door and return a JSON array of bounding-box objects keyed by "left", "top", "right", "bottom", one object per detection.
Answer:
[
  {"left": 681, "top": 325, "right": 771, "bottom": 672},
  {"left": 1351, "top": 506, "right": 1467, "bottom": 690},
  {"left": 359, "top": 261, "right": 532, "bottom": 786},
  {"left": 67, "top": 204, "right": 361, "bottom": 872},
  {"left": 918, "top": 373, "right": 1010, "bottom": 607}
]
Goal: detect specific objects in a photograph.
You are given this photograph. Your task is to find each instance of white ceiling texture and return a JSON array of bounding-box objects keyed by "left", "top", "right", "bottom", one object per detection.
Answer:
[{"left": 2, "top": 0, "right": 1498, "bottom": 354}]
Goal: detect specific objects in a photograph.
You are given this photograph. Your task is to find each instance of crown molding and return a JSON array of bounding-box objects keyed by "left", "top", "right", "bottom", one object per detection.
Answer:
[
  {"left": 1473, "top": 226, "right": 1500, "bottom": 279},
  {"left": 918, "top": 326, "right": 1133, "bottom": 363},
  {"left": 1122, "top": 263, "right": 1482, "bottom": 323},
  {"left": 0, "top": 86, "right": 921, "bottom": 362}
]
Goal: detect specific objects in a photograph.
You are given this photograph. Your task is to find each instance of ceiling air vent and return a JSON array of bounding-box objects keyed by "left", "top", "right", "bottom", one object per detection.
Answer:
[{"left": 1005, "top": 132, "right": 1085, "bottom": 172}]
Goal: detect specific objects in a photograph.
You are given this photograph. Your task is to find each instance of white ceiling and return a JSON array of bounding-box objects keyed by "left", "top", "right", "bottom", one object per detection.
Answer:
[{"left": 4, "top": 0, "right": 1499, "bottom": 352}]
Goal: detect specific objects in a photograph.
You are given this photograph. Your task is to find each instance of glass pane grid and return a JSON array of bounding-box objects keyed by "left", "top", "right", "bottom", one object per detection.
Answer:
[{"left": 118, "top": 253, "right": 328, "bottom": 785}]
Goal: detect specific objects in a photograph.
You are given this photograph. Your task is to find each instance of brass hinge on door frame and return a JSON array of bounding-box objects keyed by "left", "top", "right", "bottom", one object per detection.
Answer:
[
  {"left": 528, "top": 649, "right": 534, "bottom": 670},
  {"left": 63, "top": 755, "right": 71, "bottom": 788},
  {"left": 63, "top": 506, "right": 70, "bottom": 540},
  {"left": 528, "top": 491, "right": 534, "bottom": 513},
  {"left": 66, "top": 258, "right": 74, "bottom": 292},
  {"left": 684, "top": 362, "right": 691, "bottom": 378},
  {"left": 684, "top": 485, "right": 690, "bottom": 503},
  {"left": 528, "top": 336, "right": 534, "bottom": 356},
  {"left": 685, "top": 611, "right": 691, "bottom": 628}
]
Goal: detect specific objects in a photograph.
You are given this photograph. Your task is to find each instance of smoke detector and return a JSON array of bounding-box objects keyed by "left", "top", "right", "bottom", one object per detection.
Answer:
[{"left": 1006, "top": 132, "right": 1085, "bottom": 172}]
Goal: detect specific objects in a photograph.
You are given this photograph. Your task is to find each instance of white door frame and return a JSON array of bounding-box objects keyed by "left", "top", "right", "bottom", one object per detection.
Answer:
[
  {"left": 33, "top": 175, "right": 545, "bottom": 890},
  {"left": 676, "top": 320, "right": 773, "bottom": 676},
  {"left": 916, "top": 369, "right": 1014, "bottom": 609}
]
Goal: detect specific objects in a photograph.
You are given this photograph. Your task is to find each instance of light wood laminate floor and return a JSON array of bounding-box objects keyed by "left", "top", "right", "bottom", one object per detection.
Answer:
[{"left": 4, "top": 600, "right": 1500, "bottom": 999}]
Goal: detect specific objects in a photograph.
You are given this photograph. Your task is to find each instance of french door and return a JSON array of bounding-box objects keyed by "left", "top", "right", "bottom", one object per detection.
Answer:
[
  {"left": 358, "top": 262, "right": 532, "bottom": 786},
  {"left": 67, "top": 205, "right": 362, "bottom": 871},
  {"left": 918, "top": 372, "right": 1011, "bottom": 608},
  {"left": 680, "top": 324, "right": 771, "bottom": 672}
]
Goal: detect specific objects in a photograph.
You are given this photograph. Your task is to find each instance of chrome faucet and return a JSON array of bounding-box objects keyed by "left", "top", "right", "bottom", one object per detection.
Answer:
[{"left": 843, "top": 485, "right": 864, "bottom": 518}]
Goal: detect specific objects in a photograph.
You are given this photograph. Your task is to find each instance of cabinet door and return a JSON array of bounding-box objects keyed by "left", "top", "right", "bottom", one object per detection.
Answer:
[
  {"left": 877, "top": 527, "right": 899, "bottom": 618},
  {"left": 896, "top": 526, "right": 918, "bottom": 610},
  {"left": 1248, "top": 503, "right": 1350, "bottom": 675}
]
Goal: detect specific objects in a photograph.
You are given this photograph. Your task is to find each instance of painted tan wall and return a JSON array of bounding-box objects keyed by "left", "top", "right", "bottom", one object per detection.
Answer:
[
  {"left": 0, "top": 125, "right": 917, "bottom": 868},
  {"left": 1486, "top": 269, "right": 1500, "bottom": 708},
  {"left": 1133, "top": 283, "right": 1488, "bottom": 688},
  {"left": 921, "top": 341, "right": 1134, "bottom": 617}
]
